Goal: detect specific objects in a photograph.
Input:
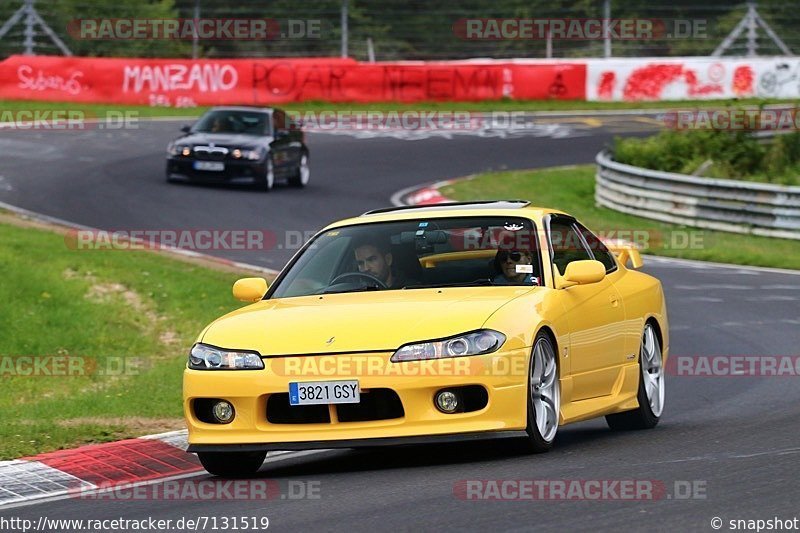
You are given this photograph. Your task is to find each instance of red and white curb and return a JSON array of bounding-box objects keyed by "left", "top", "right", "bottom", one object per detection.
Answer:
[
  {"left": 0, "top": 430, "right": 200, "bottom": 507},
  {"left": 389, "top": 178, "right": 460, "bottom": 207}
]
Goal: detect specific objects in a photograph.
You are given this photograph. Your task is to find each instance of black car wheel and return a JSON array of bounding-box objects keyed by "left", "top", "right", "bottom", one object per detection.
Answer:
[
  {"left": 288, "top": 152, "right": 310, "bottom": 188},
  {"left": 260, "top": 157, "right": 275, "bottom": 191},
  {"left": 198, "top": 451, "right": 267, "bottom": 478}
]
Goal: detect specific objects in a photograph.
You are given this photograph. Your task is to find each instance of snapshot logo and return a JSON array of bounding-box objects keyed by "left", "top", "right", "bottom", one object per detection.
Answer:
[
  {"left": 0, "top": 355, "right": 144, "bottom": 377},
  {"left": 64, "top": 229, "right": 318, "bottom": 252},
  {"left": 453, "top": 18, "right": 707, "bottom": 40},
  {"left": 282, "top": 111, "right": 538, "bottom": 133},
  {"left": 667, "top": 356, "right": 800, "bottom": 377},
  {"left": 663, "top": 108, "right": 800, "bottom": 131},
  {"left": 453, "top": 479, "right": 707, "bottom": 501},
  {"left": 71, "top": 479, "right": 320, "bottom": 501},
  {"left": 0, "top": 110, "right": 138, "bottom": 130},
  {"left": 67, "top": 18, "right": 321, "bottom": 40}
]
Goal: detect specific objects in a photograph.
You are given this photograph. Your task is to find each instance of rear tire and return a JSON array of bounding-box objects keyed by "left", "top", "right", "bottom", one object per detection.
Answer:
[
  {"left": 606, "top": 322, "right": 664, "bottom": 430},
  {"left": 197, "top": 451, "right": 267, "bottom": 478},
  {"left": 519, "top": 331, "right": 560, "bottom": 453}
]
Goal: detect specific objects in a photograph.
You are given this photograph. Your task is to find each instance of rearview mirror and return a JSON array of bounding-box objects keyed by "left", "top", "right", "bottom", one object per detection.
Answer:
[
  {"left": 561, "top": 260, "right": 606, "bottom": 287},
  {"left": 181, "top": 125, "right": 191, "bottom": 133},
  {"left": 233, "top": 277, "right": 269, "bottom": 302}
]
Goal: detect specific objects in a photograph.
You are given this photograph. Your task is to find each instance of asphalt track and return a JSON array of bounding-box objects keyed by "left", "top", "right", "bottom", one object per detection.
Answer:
[{"left": 1, "top": 114, "right": 800, "bottom": 532}]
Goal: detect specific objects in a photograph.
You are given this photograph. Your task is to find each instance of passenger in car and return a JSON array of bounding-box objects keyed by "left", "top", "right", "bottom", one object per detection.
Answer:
[{"left": 492, "top": 249, "right": 540, "bottom": 286}]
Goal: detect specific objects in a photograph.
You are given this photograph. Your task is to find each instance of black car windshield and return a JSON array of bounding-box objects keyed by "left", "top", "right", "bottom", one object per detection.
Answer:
[
  {"left": 268, "top": 216, "right": 543, "bottom": 299},
  {"left": 193, "top": 110, "right": 270, "bottom": 135}
]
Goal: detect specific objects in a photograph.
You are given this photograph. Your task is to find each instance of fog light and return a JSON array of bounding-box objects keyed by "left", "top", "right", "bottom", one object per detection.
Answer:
[
  {"left": 212, "top": 401, "right": 234, "bottom": 423},
  {"left": 435, "top": 391, "right": 459, "bottom": 413}
]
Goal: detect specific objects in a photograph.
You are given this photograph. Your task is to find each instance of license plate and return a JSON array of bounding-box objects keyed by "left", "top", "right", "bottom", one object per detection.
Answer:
[
  {"left": 193, "top": 161, "right": 225, "bottom": 171},
  {"left": 289, "top": 380, "right": 360, "bottom": 406}
]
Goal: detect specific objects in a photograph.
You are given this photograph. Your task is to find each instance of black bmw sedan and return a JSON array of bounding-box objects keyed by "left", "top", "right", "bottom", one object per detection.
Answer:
[{"left": 166, "top": 106, "right": 309, "bottom": 190}]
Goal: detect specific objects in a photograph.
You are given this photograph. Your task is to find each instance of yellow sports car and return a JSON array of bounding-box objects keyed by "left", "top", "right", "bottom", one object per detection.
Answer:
[{"left": 184, "top": 201, "right": 668, "bottom": 476}]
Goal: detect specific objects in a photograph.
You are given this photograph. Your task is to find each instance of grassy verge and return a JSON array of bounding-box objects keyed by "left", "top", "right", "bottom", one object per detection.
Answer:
[
  {"left": 2, "top": 97, "right": 800, "bottom": 118},
  {"left": 440, "top": 165, "right": 800, "bottom": 270},
  {"left": 0, "top": 217, "right": 261, "bottom": 459}
]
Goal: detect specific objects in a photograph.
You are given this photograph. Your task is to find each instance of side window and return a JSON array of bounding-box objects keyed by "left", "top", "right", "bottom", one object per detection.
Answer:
[
  {"left": 575, "top": 223, "right": 617, "bottom": 273},
  {"left": 549, "top": 218, "right": 592, "bottom": 275},
  {"left": 271, "top": 110, "right": 286, "bottom": 135}
]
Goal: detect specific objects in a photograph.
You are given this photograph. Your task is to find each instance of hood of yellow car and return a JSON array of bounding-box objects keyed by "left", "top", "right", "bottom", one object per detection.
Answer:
[{"left": 200, "top": 287, "right": 535, "bottom": 356}]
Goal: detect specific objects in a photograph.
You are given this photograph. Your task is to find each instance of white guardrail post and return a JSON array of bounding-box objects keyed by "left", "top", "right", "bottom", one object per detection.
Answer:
[{"left": 595, "top": 150, "right": 800, "bottom": 241}]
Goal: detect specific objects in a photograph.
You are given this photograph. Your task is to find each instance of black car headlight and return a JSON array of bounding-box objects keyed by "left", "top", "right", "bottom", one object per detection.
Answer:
[
  {"left": 232, "top": 147, "right": 264, "bottom": 161},
  {"left": 188, "top": 343, "right": 264, "bottom": 370},
  {"left": 391, "top": 330, "right": 506, "bottom": 362},
  {"left": 168, "top": 143, "right": 191, "bottom": 156}
]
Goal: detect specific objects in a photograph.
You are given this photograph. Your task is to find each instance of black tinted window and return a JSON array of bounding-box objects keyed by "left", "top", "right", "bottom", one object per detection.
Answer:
[
  {"left": 576, "top": 223, "right": 617, "bottom": 273},
  {"left": 549, "top": 218, "right": 592, "bottom": 275},
  {"left": 194, "top": 110, "right": 269, "bottom": 135}
]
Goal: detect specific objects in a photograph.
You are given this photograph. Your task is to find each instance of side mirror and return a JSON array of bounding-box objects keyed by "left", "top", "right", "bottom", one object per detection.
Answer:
[
  {"left": 181, "top": 125, "right": 191, "bottom": 134},
  {"left": 563, "top": 260, "right": 606, "bottom": 286},
  {"left": 233, "top": 277, "right": 269, "bottom": 302}
]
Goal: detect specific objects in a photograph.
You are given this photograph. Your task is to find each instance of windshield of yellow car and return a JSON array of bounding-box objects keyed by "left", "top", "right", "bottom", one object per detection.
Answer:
[{"left": 267, "top": 216, "right": 542, "bottom": 299}]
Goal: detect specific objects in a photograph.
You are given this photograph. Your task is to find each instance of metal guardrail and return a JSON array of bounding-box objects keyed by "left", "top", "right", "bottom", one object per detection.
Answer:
[{"left": 595, "top": 150, "right": 800, "bottom": 241}]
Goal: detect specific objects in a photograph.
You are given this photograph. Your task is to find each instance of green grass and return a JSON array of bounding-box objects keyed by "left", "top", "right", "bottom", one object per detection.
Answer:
[
  {"left": 0, "top": 220, "right": 253, "bottom": 459},
  {"left": 3, "top": 97, "right": 800, "bottom": 118},
  {"left": 440, "top": 165, "right": 800, "bottom": 270}
]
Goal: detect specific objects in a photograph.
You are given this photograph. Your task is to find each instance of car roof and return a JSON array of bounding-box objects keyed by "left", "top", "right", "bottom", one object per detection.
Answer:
[
  {"left": 325, "top": 200, "right": 567, "bottom": 229},
  {"left": 206, "top": 106, "right": 274, "bottom": 114}
]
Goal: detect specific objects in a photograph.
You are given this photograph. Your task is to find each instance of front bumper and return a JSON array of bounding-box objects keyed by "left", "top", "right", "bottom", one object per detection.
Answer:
[
  {"left": 183, "top": 348, "right": 531, "bottom": 449},
  {"left": 166, "top": 157, "right": 265, "bottom": 183},
  {"left": 187, "top": 430, "right": 529, "bottom": 452}
]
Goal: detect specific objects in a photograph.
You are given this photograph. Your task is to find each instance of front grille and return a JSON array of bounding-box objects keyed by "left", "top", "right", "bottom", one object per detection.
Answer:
[
  {"left": 266, "top": 389, "right": 404, "bottom": 424},
  {"left": 192, "top": 146, "right": 230, "bottom": 161},
  {"left": 267, "top": 394, "right": 330, "bottom": 424},
  {"left": 337, "top": 389, "right": 404, "bottom": 422}
]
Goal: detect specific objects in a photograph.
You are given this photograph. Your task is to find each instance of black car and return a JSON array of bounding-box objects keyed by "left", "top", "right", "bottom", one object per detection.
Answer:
[{"left": 166, "top": 106, "right": 309, "bottom": 190}]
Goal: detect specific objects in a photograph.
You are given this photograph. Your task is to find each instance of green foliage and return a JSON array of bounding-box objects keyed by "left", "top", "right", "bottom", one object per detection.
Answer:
[{"left": 614, "top": 128, "right": 800, "bottom": 185}]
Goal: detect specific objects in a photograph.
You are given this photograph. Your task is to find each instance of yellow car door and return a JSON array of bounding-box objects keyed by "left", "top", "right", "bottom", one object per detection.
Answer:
[{"left": 548, "top": 216, "right": 626, "bottom": 400}]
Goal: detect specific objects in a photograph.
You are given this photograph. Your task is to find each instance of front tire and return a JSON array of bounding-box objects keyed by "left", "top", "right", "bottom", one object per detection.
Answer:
[
  {"left": 606, "top": 322, "right": 664, "bottom": 430},
  {"left": 519, "top": 331, "right": 560, "bottom": 453},
  {"left": 260, "top": 158, "right": 275, "bottom": 191},
  {"left": 197, "top": 451, "right": 267, "bottom": 478},
  {"left": 288, "top": 152, "right": 310, "bottom": 188}
]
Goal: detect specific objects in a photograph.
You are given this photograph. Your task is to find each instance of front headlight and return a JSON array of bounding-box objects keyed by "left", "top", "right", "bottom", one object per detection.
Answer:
[
  {"left": 188, "top": 343, "right": 264, "bottom": 370},
  {"left": 391, "top": 330, "right": 506, "bottom": 362},
  {"left": 232, "top": 147, "right": 264, "bottom": 161},
  {"left": 167, "top": 144, "right": 190, "bottom": 156}
]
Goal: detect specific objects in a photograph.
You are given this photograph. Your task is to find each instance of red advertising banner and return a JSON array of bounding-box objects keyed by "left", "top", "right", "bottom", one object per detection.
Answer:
[{"left": 0, "top": 55, "right": 586, "bottom": 106}]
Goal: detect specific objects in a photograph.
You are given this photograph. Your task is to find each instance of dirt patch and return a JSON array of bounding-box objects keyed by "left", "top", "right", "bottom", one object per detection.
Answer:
[
  {"left": 158, "top": 329, "right": 181, "bottom": 346},
  {"left": 57, "top": 416, "right": 184, "bottom": 435},
  {"left": 82, "top": 282, "right": 182, "bottom": 347}
]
